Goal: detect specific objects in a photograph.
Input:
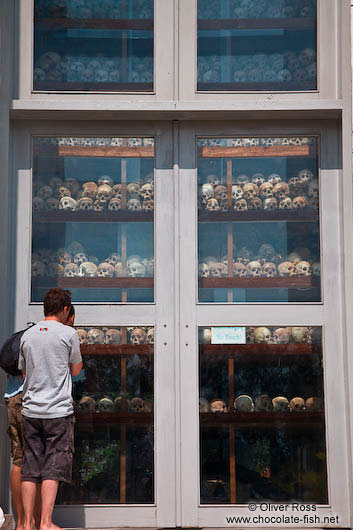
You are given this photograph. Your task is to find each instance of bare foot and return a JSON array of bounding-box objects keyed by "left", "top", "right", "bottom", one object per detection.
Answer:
[{"left": 39, "top": 524, "right": 61, "bottom": 530}]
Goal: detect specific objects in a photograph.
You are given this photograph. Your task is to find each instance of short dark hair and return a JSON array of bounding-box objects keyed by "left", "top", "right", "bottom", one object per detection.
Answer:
[{"left": 44, "top": 288, "right": 72, "bottom": 316}]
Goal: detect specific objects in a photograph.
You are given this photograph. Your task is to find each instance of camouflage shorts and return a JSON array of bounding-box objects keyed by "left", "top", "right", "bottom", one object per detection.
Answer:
[
  {"left": 22, "top": 414, "right": 75, "bottom": 484},
  {"left": 5, "top": 392, "right": 23, "bottom": 467}
]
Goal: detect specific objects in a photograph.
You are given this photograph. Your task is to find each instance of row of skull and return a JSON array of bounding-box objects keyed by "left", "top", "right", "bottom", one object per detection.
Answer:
[
  {"left": 77, "top": 396, "right": 152, "bottom": 414},
  {"left": 200, "top": 326, "right": 316, "bottom": 344},
  {"left": 199, "top": 259, "right": 316, "bottom": 278},
  {"left": 199, "top": 0, "right": 315, "bottom": 20},
  {"left": 77, "top": 327, "right": 154, "bottom": 344},
  {"left": 200, "top": 395, "right": 322, "bottom": 414},
  {"left": 32, "top": 249, "right": 154, "bottom": 278}
]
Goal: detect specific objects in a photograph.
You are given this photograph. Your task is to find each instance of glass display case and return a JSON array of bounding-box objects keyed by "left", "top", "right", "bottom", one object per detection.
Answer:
[
  {"left": 34, "top": 0, "right": 154, "bottom": 91},
  {"left": 198, "top": 136, "right": 320, "bottom": 303},
  {"left": 197, "top": 0, "right": 317, "bottom": 91},
  {"left": 199, "top": 325, "right": 327, "bottom": 504},
  {"left": 31, "top": 136, "right": 154, "bottom": 303},
  {"left": 57, "top": 325, "right": 154, "bottom": 504}
]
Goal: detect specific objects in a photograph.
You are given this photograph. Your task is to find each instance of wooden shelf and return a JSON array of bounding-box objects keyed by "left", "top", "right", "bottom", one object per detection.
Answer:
[
  {"left": 34, "top": 81, "right": 153, "bottom": 92},
  {"left": 200, "top": 343, "right": 320, "bottom": 357},
  {"left": 33, "top": 211, "right": 153, "bottom": 223},
  {"left": 198, "top": 144, "right": 316, "bottom": 158},
  {"left": 198, "top": 17, "right": 315, "bottom": 31},
  {"left": 199, "top": 276, "right": 319, "bottom": 289},
  {"left": 32, "top": 277, "right": 154, "bottom": 289},
  {"left": 198, "top": 208, "right": 318, "bottom": 223},
  {"left": 81, "top": 344, "right": 153, "bottom": 356},
  {"left": 75, "top": 411, "right": 153, "bottom": 425},
  {"left": 33, "top": 144, "right": 154, "bottom": 157},
  {"left": 200, "top": 411, "right": 324, "bottom": 428},
  {"left": 36, "top": 17, "right": 153, "bottom": 30}
]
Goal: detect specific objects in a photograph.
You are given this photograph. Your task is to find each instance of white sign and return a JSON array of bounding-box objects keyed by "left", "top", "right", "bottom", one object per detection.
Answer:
[{"left": 211, "top": 327, "right": 246, "bottom": 344}]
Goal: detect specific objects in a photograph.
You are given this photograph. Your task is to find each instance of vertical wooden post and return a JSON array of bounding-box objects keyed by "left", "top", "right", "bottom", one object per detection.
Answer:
[
  {"left": 229, "top": 357, "right": 236, "bottom": 503},
  {"left": 121, "top": 152, "right": 127, "bottom": 302},
  {"left": 227, "top": 159, "right": 233, "bottom": 302}
]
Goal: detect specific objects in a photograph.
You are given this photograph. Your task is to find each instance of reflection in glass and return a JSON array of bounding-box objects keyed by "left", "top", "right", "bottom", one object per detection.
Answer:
[
  {"left": 57, "top": 325, "right": 154, "bottom": 504},
  {"left": 34, "top": 0, "right": 153, "bottom": 91},
  {"left": 197, "top": 0, "right": 317, "bottom": 91},
  {"left": 197, "top": 137, "right": 320, "bottom": 303},
  {"left": 31, "top": 137, "right": 154, "bottom": 303},
  {"left": 199, "top": 325, "right": 327, "bottom": 504}
]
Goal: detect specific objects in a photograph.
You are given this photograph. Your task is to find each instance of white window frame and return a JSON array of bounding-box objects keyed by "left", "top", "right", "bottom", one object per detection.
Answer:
[{"left": 178, "top": 120, "right": 351, "bottom": 527}]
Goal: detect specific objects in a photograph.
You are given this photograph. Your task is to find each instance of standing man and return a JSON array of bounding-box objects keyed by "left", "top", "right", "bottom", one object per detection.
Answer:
[{"left": 19, "top": 288, "right": 82, "bottom": 530}]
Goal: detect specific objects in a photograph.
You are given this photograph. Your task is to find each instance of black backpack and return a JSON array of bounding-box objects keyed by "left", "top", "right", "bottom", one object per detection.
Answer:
[{"left": 0, "top": 323, "right": 35, "bottom": 376}]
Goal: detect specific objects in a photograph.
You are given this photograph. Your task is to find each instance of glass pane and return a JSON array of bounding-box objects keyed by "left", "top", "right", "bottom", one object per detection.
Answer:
[
  {"left": 32, "top": 137, "right": 154, "bottom": 303},
  {"left": 57, "top": 325, "right": 154, "bottom": 504},
  {"left": 34, "top": 0, "right": 154, "bottom": 92},
  {"left": 197, "top": 0, "right": 317, "bottom": 91},
  {"left": 199, "top": 325, "right": 327, "bottom": 504},
  {"left": 198, "top": 137, "right": 321, "bottom": 303}
]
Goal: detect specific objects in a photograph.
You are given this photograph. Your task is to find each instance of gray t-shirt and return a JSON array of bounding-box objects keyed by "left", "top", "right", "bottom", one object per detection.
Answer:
[{"left": 19, "top": 320, "right": 82, "bottom": 419}]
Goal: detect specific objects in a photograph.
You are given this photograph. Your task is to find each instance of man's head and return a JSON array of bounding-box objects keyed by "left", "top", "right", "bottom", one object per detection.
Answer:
[{"left": 43, "top": 288, "right": 72, "bottom": 323}]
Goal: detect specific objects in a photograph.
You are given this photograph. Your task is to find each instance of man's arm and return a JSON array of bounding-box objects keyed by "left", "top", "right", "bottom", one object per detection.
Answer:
[{"left": 70, "top": 362, "right": 83, "bottom": 377}]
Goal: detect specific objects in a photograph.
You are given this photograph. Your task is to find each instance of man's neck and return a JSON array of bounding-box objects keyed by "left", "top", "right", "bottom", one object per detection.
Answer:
[{"left": 45, "top": 316, "right": 61, "bottom": 322}]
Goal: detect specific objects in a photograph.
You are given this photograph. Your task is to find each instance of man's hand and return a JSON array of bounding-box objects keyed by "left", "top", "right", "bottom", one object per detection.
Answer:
[{"left": 70, "top": 362, "right": 83, "bottom": 377}]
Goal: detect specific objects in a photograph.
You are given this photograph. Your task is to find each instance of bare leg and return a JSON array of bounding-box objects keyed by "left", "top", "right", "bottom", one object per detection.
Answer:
[
  {"left": 22, "top": 482, "right": 37, "bottom": 530},
  {"left": 34, "top": 484, "right": 42, "bottom": 529},
  {"left": 10, "top": 465, "right": 25, "bottom": 530},
  {"left": 39, "top": 480, "right": 60, "bottom": 530}
]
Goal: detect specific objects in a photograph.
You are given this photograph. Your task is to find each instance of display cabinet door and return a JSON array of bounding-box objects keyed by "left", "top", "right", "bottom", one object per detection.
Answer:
[{"left": 178, "top": 121, "right": 350, "bottom": 527}]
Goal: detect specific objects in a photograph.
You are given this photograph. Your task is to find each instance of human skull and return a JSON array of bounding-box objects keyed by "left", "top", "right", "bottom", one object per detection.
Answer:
[
  {"left": 199, "top": 397, "right": 209, "bottom": 413},
  {"left": 96, "top": 184, "right": 113, "bottom": 204},
  {"left": 305, "top": 397, "right": 323, "bottom": 411},
  {"left": 255, "top": 395, "right": 273, "bottom": 412},
  {"left": 74, "top": 252, "right": 88, "bottom": 267},
  {"left": 106, "top": 253, "right": 121, "bottom": 266},
  {"left": 47, "top": 263, "right": 65, "bottom": 277},
  {"left": 206, "top": 198, "right": 220, "bottom": 211},
  {"left": 254, "top": 327, "right": 272, "bottom": 343},
  {"left": 246, "top": 327, "right": 256, "bottom": 343},
  {"left": 129, "top": 397, "right": 145, "bottom": 413},
  {"left": 263, "top": 197, "right": 278, "bottom": 210},
  {"left": 38, "top": 185, "right": 53, "bottom": 200},
  {"left": 299, "top": 48, "right": 316, "bottom": 67},
  {"left": 296, "top": 260, "right": 311, "bottom": 276},
  {"left": 242, "top": 183, "right": 259, "bottom": 201},
  {"left": 298, "top": 169, "right": 313, "bottom": 185},
  {"left": 58, "top": 252, "right": 72, "bottom": 267},
  {"left": 76, "top": 328, "right": 88, "bottom": 344},
  {"left": 113, "top": 183, "right": 123, "bottom": 199},
  {"left": 288, "top": 177, "right": 303, "bottom": 196},
  {"left": 199, "top": 263, "right": 210, "bottom": 278},
  {"left": 262, "top": 262, "right": 277, "bottom": 277},
  {"left": 127, "top": 198, "right": 142, "bottom": 211},
  {"left": 82, "top": 182, "right": 98, "bottom": 199},
  {"left": 140, "top": 183, "right": 154, "bottom": 201},
  {"left": 95, "top": 69, "right": 109, "bottom": 82},
  {"left": 234, "top": 198, "right": 247, "bottom": 211},
  {"left": 272, "top": 396, "right": 289, "bottom": 412},
  {"left": 56, "top": 186, "right": 71, "bottom": 200},
  {"left": 78, "top": 262, "right": 98, "bottom": 277},
  {"left": 97, "top": 262, "right": 114, "bottom": 277},
  {"left": 279, "top": 197, "right": 293, "bottom": 209},
  {"left": 65, "top": 178, "right": 80, "bottom": 196},
  {"left": 32, "top": 261, "right": 46, "bottom": 277},
  {"left": 64, "top": 263, "right": 79, "bottom": 277},
  {"left": 233, "top": 261, "right": 247, "bottom": 277},
  {"left": 273, "top": 182, "right": 290, "bottom": 200},
  {"left": 77, "top": 197, "right": 94, "bottom": 210},
  {"left": 32, "top": 197, "right": 45, "bottom": 211},
  {"left": 87, "top": 328, "right": 105, "bottom": 344},
  {"left": 127, "top": 182, "right": 140, "bottom": 198},
  {"left": 209, "top": 262, "right": 227, "bottom": 278},
  {"left": 108, "top": 198, "right": 121, "bottom": 210},
  {"left": 289, "top": 397, "right": 305, "bottom": 412},
  {"left": 98, "top": 397, "right": 114, "bottom": 412},
  {"left": 127, "top": 261, "right": 145, "bottom": 277},
  {"left": 60, "top": 197, "right": 77, "bottom": 211},
  {"left": 234, "top": 395, "right": 254, "bottom": 413},
  {"left": 291, "top": 327, "right": 309, "bottom": 343},
  {"left": 246, "top": 261, "right": 262, "bottom": 277},
  {"left": 259, "top": 182, "right": 274, "bottom": 199},
  {"left": 231, "top": 185, "right": 243, "bottom": 202},
  {"left": 293, "top": 196, "right": 309, "bottom": 208},
  {"left": 206, "top": 174, "right": 220, "bottom": 187},
  {"left": 248, "top": 197, "right": 262, "bottom": 210},
  {"left": 210, "top": 399, "right": 228, "bottom": 413},
  {"left": 214, "top": 185, "right": 228, "bottom": 204},
  {"left": 278, "top": 261, "right": 296, "bottom": 277},
  {"left": 200, "top": 328, "right": 211, "bottom": 344},
  {"left": 104, "top": 329, "right": 122, "bottom": 344},
  {"left": 146, "top": 328, "right": 154, "bottom": 344},
  {"left": 142, "top": 199, "right": 154, "bottom": 211},
  {"left": 78, "top": 396, "right": 95, "bottom": 413},
  {"left": 252, "top": 173, "right": 266, "bottom": 187},
  {"left": 273, "top": 327, "right": 291, "bottom": 344},
  {"left": 130, "top": 328, "right": 147, "bottom": 344},
  {"left": 267, "top": 173, "right": 282, "bottom": 186},
  {"left": 98, "top": 175, "right": 114, "bottom": 187},
  {"left": 236, "top": 174, "right": 249, "bottom": 186}
]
